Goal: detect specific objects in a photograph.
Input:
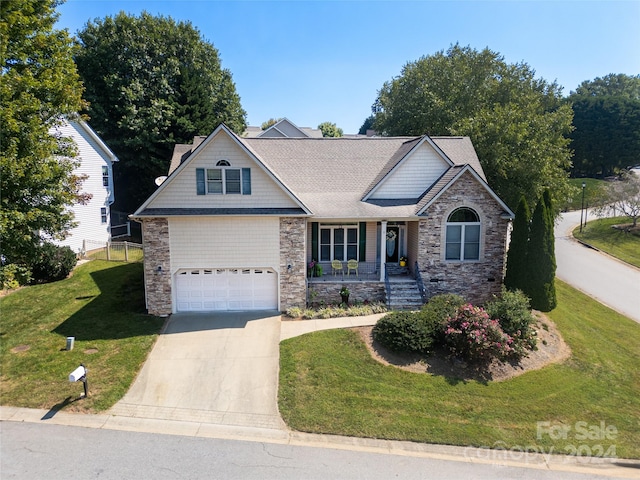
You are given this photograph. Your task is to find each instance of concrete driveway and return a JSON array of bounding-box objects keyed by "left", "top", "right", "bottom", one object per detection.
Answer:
[{"left": 109, "top": 311, "right": 285, "bottom": 431}]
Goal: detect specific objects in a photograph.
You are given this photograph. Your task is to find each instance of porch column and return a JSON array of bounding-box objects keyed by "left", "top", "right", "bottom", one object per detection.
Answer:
[{"left": 380, "top": 220, "right": 387, "bottom": 282}]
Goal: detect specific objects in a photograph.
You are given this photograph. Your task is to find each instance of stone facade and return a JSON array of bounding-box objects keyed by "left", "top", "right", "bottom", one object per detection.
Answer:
[
  {"left": 141, "top": 218, "right": 172, "bottom": 316},
  {"left": 280, "top": 217, "right": 307, "bottom": 310},
  {"left": 308, "top": 281, "right": 386, "bottom": 305},
  {"left": 417, "top": 171, "right": 510, "bottom": 305}
]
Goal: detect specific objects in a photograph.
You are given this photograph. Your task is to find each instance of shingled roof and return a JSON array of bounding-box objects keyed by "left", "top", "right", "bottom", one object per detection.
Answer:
[{"left": 163, "top": 127, "right": 498, "bottom": 219}]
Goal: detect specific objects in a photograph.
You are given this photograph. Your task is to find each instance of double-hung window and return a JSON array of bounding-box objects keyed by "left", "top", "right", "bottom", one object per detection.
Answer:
[
  {"left": 100, "top": 207, "right": 108, "bottom": 224},
  {"left": 319, "top": 225, "right": 358, "bottom": 262},
  {"left": 445, "top": 207, "right": 480, "bottom": 261}
]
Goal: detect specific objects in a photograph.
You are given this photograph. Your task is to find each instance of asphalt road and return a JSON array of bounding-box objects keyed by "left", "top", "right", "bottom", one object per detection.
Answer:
[
  {"left": 1, "top": 422, "right": 629, "bottom": 480},
  {"left": 555, "top": 210, "right": 640, "bottom": 324}
]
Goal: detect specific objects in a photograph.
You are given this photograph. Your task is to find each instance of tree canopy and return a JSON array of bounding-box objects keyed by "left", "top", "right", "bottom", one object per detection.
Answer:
[
  {"left": 75, "top": 12, "right": 247, "bottom": 213},
  {"left": 371, "top": 44, "right": 573, "bottom": 212},
  {"left": 0, "top": 0, "right": 85, "bottom": 264},
  {"left": 318, "top": 121, "right": 343, "bottom": 137},
  {"left": 358, "top": 115, "right": 375, "bottom": 135},
  {"left": 567, "top": 74, "right": 640, "bottom": 177},
  {"left": 261, "top": 118, "right": 282, "bottom": 130}
]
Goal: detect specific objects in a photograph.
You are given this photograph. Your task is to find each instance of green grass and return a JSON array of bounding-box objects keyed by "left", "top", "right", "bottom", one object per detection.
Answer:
[
  {"left": 562, "top": 178, "right": 608, "bottom": 212},
  {"left": 573, "top": 216, "right": 640, "bottom": 268},
  {"left": 0, "top": 261, "right": 164, "bottom": 412},
  {"left": 279, "top": 280, "right": 640, "bottom": 458}
]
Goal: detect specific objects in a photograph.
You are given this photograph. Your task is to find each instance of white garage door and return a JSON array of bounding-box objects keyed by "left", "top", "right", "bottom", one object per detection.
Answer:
[{"left": 175, "top": 268, "right": 278, "bottom": 312}]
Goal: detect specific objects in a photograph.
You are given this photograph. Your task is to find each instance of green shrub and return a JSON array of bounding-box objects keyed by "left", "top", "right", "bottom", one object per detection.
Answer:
[
  {"left": 0, "top": 263, "right": 32, "bottom": 289},
  {"left": 419, "top": 293, "right": 466, "bottom": 339},
  {"left": 30, "top": 242, "right": 77, "bottom": 283},
  {"left": 485, "top": 288, "right": 537, "bottom": 356},
  {"left": 443, "top": 304, "right": 515, "bottom": 363},
  {"left": 373, "top": 311, "right": 435, "bottom": 354}
]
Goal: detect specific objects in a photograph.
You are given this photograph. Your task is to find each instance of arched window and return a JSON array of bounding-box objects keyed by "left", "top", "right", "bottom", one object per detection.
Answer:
[
  {"left": 445, "top": 207, "right": 480, "bottom": 261},
  {"left": 216, "top": 160, "right": 231, "bottom": 166}
]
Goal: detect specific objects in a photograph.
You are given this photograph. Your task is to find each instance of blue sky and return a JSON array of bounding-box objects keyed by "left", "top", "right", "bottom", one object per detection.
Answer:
[{"left": 56, "top": 0, "right": 640, "bottom": 134}]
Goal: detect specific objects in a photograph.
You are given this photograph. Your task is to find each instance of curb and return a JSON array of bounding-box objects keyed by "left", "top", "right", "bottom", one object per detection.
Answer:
[{"left": 2, "top": 406, "right": 639, "bottom": 478}]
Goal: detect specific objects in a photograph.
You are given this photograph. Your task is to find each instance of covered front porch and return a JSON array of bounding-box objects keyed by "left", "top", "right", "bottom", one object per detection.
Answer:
[{"left": 305, "top": 220, "right": 426, "bottom": 308}]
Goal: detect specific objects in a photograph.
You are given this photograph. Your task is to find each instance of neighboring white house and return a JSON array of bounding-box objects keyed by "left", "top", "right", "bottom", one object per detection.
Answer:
[{"left": 52, "top": 119, "right": 118, "bottom": 253}]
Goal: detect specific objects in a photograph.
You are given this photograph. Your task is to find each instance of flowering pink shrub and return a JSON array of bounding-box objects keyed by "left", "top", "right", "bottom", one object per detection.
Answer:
[{"left": 443, "top": 304, "right": 515, "bottom": 363}]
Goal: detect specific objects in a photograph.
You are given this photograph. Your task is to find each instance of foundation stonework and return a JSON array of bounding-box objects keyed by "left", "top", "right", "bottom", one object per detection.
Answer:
[
  {"left": 308, "top": 281, "right": 386, "bottom": 306},
  {"left": 141, "top": 218, "right": 172, "bottom": 316},
  {"left": 280, "top": 217, "right": 307, "bottom": 310},
  {"left": 417, "top": 171, "right": 510, "bottom": 305}
]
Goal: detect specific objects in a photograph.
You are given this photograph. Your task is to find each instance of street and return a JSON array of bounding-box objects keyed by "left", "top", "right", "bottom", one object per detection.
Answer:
[
  {"left": 1, "top": 422, "right": 629, "bottom": 480},
  {"left": 555, "top": 210, "right": 640, "bottom": 324}
]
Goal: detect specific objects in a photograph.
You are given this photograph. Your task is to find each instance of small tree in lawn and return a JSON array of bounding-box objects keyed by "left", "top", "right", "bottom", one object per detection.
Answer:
[
  {"left": 594, "top": 172, "right": 640, "bottom": 228},
  {"left": 526, "top": 194, "right": 557, "bottom": 311},
  {"left": 504, "top": 195, "right": 530, "bottom": 292}
]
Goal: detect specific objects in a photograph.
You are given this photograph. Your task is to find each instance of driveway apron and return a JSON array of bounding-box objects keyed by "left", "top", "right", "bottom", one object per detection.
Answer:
[{"left": 109, "top": 312, "right": 285, "bottom": 430}]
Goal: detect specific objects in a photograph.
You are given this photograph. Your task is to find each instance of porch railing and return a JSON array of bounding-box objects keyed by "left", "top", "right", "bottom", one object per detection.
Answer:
[
  {"left": 414, "top": 260, "right": 427, "bottom": 303},
  {"left": 307, "top": 261, "right": 378, "bottom": 280},
  {"left": 384, "top": 267, "right": 391, "bottom": 305}
]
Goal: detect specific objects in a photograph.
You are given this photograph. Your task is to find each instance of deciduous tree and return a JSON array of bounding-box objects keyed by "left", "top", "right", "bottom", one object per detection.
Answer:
[
  {"left": 568, "top": 74, "right": 640, "bottom": 177},
  {"left": 75, "top": 12, "right": 247, "bottom": 213},
  {"left": 318, "top": 121, "right": 343, "bottom": 137},
  {"left": 0, "top": 0, "right": 85, "bottom": 264},
  {"left": 371, "top": 44, "right": 573, "bottom": 212}
]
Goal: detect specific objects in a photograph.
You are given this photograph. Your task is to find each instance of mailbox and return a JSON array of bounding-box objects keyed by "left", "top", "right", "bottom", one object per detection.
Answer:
[{"left": 69, "top": 365, "right": 86, "bottom": 382}]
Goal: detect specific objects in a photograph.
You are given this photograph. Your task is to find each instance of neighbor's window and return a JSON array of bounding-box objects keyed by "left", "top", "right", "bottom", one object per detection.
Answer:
[
  {"left": 102, "top": 166, "right": 109, "bottom": 187},
  {"left": 100, "top": 207, "right": 108, "bottom": 224},
  {"left": 445, "top": 207, "right": 480, "bottom": 261}
]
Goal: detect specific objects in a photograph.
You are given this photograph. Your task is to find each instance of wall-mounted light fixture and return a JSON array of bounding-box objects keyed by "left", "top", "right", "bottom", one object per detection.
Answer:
[{"left": 156, "top": 265, "right": 162, "bottom": 273}]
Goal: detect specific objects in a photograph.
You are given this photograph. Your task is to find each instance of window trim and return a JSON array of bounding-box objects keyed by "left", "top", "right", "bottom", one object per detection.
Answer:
[
  {"left": 445, "top": 207, "right": 481, "bottom": 261},
  {"left": 319, "top": 225, "right": 359, "bottom": 262}
]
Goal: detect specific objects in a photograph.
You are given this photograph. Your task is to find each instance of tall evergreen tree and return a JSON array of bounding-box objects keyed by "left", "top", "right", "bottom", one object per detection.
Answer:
[
  {"left": 504, "top": 196, "right": 530, "bottom": 292},
  {"left": 526, "top": 195, "right": 557, "bottom": 311}
]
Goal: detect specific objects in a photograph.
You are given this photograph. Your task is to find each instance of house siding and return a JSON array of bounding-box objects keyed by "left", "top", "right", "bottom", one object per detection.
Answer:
[
  {"left": 370, "top": 143, "right": 449, "bottom": 199},
  {"left": 418, "top": 171, "right": 509, "bottom": 305},
  {"left": 52, "top": 121, "right": 114, "bottom": 253},
  {"left": 142, "top": 218, "right": 172, "bottom": 316},
  {"left": 147, "top": 132, "right": 298, "bottom": 209},
  {"left": 168, "top": 217, "right": 280, "bottom": 271},
  {"left": 280, "top": 217, "right": 306, "bottom": 310}
]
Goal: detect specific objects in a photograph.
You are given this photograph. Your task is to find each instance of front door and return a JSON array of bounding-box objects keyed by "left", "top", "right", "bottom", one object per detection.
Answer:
[{"left": 385, "top": 226, "right": 399, "bottom": 263}]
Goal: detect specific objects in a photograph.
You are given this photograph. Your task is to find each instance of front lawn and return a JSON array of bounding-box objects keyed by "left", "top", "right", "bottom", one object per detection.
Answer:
[
  {"left": 574, "top": 216, "right": 640, "bottom": 268},
  {"left": 279, "top": 280, "right": 640, "bottom": 459},
  {"left": 0, "top": 261, "right": 164, "bottom": 412}
]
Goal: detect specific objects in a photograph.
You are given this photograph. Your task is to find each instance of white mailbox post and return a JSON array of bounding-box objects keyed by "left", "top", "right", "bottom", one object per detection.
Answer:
[{"left": 68, "top": 364, "right": 88, "bottom": 397}]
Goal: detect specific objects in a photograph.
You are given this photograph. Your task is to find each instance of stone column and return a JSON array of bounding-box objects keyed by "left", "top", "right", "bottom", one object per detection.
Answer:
[
  {"left": 280, "top": 217, "right": 307, "bottom": 310},
  {"left": 141, "top": 218, "right": 172, "bottom": 316}
]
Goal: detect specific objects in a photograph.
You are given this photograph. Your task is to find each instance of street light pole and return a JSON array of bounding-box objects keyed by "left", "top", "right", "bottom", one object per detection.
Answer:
[{"left": 580, "top": 182, "right": 586, "bottom": 233}]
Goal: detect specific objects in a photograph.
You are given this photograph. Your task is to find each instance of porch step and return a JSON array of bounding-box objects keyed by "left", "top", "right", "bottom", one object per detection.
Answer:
[
  {"left": 386, "top": 281, "right": 424, "bottom": 310},
  {"left": 386, "top": 264, "right": 410, "bottom": 276}
]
